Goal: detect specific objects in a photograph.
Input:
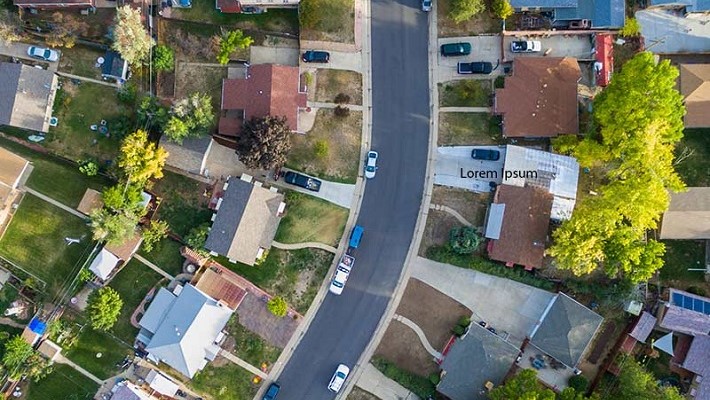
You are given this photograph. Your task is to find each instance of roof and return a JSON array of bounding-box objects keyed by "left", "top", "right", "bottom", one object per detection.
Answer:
[
  {"left": 215, "top": 0, "right": 241, "bottom": 12},
  {"left": 438, "top": 325, "right": 520, "bottom": 400},
  {"left": 76, "top": 188, "right": 103, "bottom": 215},
  {"left": 660, "top": 305, "right": 710, "bottom": 335},
  {"left": 0, "top": 62, "right": 57, "bottom": 133},
  {"left": 660, "top": 187, "right": 710, "bottom": 239},
  {"left": 684, "top": 335, "right": 710, "bottom": 400},
  {"left": 88, "top": 248, "right": 121, "bottom": 281},
  {"left": 503, "top": 145, "right": 580, "bottom": 220},
  {"left": 37, "top": 339, "right": 62, "bottom": 362},
  {"left": 629, "top": 311, "right": 657, "bottom": 343},
  {"left": 193, "top": 265, "right": 247, "bottom": 310},
  {"left": 145, "top": 369, "right": 179, "bottom": 397},
  {"left": 510, "top": 0, "right": 624, "bottom": 27},
  {"left": 159, "top": 136, "right": 214, "bottom": 175},
  {"left": 484, "top": 203, "right": 505, "bottom": 240},
  {"left": 105, "top": 230, "right": 143, "bottom": 261},
  {"left": 487, "top": 186, "right": 553, "bottom": 269},
  {"left": 13, "top": 0, "right": 94, "bottom": 7},
  {"left": 530, "top": 292, "right": 604, "bottom": 367},
  {"left": 220, "top": 64, "right": 307, "bottom": 133},
  {"left": 101, "top": 51, "right": 128, "bottom": 81},
  {"left": 594, "top": 34, "right": 614, "bottom": 86},
  {"left": 650, "top": 0, "right": 710, "bottom": 12},
  {"left": 111, "top": 382, "right": 150, "bottom": 400},
  {"left": 679, "top": 65, "right": 710, "bottom": 128},
  {"left": 138, "top": 284, "right": 233, "bottom": 378},
  {"left": 495, "top": 57, "right": 580, "bottom": 138},
  {"left": 28, "top": 317, "right": 47, "bottom": 335},
  {"left": 0, "top": 146, "right": 30, "bottom": 205},
  {"left": 139, "top": 288, "right": 176, "bottom": 334},
  {"left": 637, "top": 9, "right": 710, "bottom": 54},
  {"left": 204, "top": 176, "right": 284, "bottom": 265}
]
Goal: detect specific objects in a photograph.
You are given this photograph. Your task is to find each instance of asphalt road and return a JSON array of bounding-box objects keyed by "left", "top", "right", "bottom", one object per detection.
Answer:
[{"left": 274, "top": 0, "right": 430, "bottom": 398}]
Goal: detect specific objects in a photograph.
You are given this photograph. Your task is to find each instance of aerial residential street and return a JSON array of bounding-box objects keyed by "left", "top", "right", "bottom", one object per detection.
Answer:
[{"left": 274, "top": 0, "right": 431, "bottom": 398}]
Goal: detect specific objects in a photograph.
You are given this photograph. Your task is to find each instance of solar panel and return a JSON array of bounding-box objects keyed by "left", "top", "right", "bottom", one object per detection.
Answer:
[
  {"left": 670, "top": 291, "right": 710, "bottom": 316},
  {"left": 695, "top": 299, "right": 704, "bottom": 312},
  {"left": 672, "top": 293, "right": 684, "bottom": 305}
]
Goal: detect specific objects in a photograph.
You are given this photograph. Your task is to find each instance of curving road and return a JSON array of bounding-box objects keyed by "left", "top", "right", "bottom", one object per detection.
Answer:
[{"left": 274, "top": 0, "right": 430, "bottom": 398}]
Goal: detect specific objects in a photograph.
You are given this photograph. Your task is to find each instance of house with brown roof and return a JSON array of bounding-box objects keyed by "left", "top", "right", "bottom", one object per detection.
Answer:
[
  {"left": 0, "top": 147, "right": 31, "bottom": 234},
  {"left": 204, "top": 174, "right": 285, "bottom": 265},
  {"left": 660, "top": 187, "right": 710, "bottom": 240},
  {"left": 494, "top": 57, "right": 581, "bottom": 138},
  {"left": 217, "top": 64, "right": 306, "bottom": 142},
  {"left": 13, "top": 0, "right": 94, "bottom": 9},
  {"left": 679, "top": 64, "right": 710, "bottom": 128},
  {"left": 484, "top": 185, "right": 553, "bottom": 270}
]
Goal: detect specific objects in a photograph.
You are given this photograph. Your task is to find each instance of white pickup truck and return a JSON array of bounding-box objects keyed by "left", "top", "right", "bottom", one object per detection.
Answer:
[
  {"left": 329, "top": 254, "right": 355, "bottom": 295},
  {"left": 511, "top": 40, "right": 542, "bottom": 53}
]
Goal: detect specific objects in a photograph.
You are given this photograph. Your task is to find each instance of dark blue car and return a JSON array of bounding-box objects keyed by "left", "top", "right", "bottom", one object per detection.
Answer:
[{"left": 262, "top": 382, "right": 280, "bottom": 400}]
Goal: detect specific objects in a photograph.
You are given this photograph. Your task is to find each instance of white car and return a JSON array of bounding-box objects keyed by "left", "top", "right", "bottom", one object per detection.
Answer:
[
  {"left": 365, "top": 150, "right": 378, "bottom": 179},
  {"left": 510, "top": 40, "right": 542, "bottom": 53},
  {"left": 328, "top": 364, "right": 350, "bottom": 393},
  {"left": 422, "top": 0, "right": 432, "bottom": 11},
  {"left": 27, "top": 46, "right": 59, "bottom": 62},
  {"left": 329, "top": 266, "right": 350, "bottom": 295}
]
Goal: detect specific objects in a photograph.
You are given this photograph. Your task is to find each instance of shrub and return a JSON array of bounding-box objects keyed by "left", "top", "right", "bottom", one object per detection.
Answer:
[
  {"left": 267, "top": 296, "right": 288, "bottom": 317},
  {"left": 429, "top": 372, "right": 441, "bottom": 385},
  {"left": 568, "top": 374, "right": 589, "bottom": 392},
  {"left": 78, "top": 159, "right": 98, "bottom": 176},
  {"left": 449, "top": 226, "right": 482, "bottom": 254},
  {"left": 117, "top": 82, "right": 137, "bottom": 104},
  {"left": 303, "top": 72, "right": 314, "bottom": 87},
  {"left": 458, "top": 315, "right": 471, "bottom": 328},
  {"left": 620, "top": 17, "right": 641, "bottom": 37},
  {"left": 491, "top": 0, "right": 514, "bottom": 20},
  {"left": 494, "top": 75, "right": 505, "bottom": 89},
  {"left": 334, "top": 93, "right": 351, "bottom": 104},
  {"left": 452, "top": 324, "right": 465, "bottom": 337},
  {"left": 314, "top": 140, "right": 329, "bottom": 158},
  {"left": 153, "top": 44, "right": 175, "bottom": 72},
  {"left": 686, "top": 286, "right": 707, "bottom": 297},
  {"left": 78, "top": 268, "right": 93, "bottom": 283},
  {"left": 334, "top": 105, "right": 350, "bottom": 117}
]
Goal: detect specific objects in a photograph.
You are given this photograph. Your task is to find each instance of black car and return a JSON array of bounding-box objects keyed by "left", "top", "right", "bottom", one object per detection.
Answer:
[
  {"left": 284, "top": 171, "right": 322, "bottom": 192},
  {"left": 471, "top": 149, "right": 500, "bottom": 161},
  {"left": 457, "top": 61, "right": 493, "bottom": 75},
  {"left": 302, "top": 50, "right": 330, "bottom": 63},
  {"left": 440, "top": 42, "right": 472, "bottom": 57},
  {"left": 262, "top": 383, "right": 280, "bottom": 400}
]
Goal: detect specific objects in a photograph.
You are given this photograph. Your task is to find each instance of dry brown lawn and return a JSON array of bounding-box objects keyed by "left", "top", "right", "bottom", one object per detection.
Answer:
[
  {"left": 301, "top": 0, "right": 355, "bottom": 44},
  {"left": 374, "top": 320, "right": 440, "bottom": 377},
  {"left": 438, "top": 112, "right": 503, "bottom": 146},
  {"left": 347, "top": 388, "right": 380, "bottom": 400},
  {"left": 419, "top": 210, "right": 460, "bottom": 256},
  {"left": 174, "top": 63, "right": 227, "bottom": 110},
  {"left": 315, "top": 69, "right": 363, "bottom": 105},
  {"left": 437, "top": 0, "right": 503, "bottom": 37}
]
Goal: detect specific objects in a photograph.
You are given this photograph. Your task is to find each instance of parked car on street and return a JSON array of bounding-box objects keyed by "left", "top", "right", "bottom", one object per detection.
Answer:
[
  {"left": 457, "top": 61, "right": 493, "bottom": 75},
  {"left": 27, "top": 46, "right": 58, "bottom": 62},
  {"left": 471, "top": 148, "right": 500, "bottom": 161},
  {"left": 262, "top": 383, "right": 280, "bottom": 400},
  {"left": 421, "top": 0, "right": 432, "bottom": 11},
  {"left": 328, "top": 364, "right": 350, "bottom": 392},
  {"left": 349, "top": 225, "right": 364, "bottom": 249},
  {"left": 302, "top": 50, "right": 330, "bottom": 63},
  {"left": 284, "top": 171, "right": 322, "bottom": 191},
  {"left": 365, "top": 151, "right": 378, "bottom": 179},
  {"left": 329, "top": 255, "right": 354, "bottom": 295},
  {"left": 440, "top": 42, "right": 471, "bottom": 57},
  {"left": 510, "top": 40, "right": 542, "bottom": 53}
]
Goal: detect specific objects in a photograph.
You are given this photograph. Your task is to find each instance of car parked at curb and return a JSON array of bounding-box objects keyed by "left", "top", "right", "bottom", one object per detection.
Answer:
[
  {"left": 440, "top": 42, "right": 471, "bottom": 57},
  {"left": 27, "top": 46, "right": 58, "bottom": 62},
  {"left": 328, "top": 364, "right": 350, "bottom": 393},
  {"left": 302, "top": 50, "right": 330, "bottom": 63},
  {"left": 365, "top": 151, "right": 378, "bottom": 179},
  {"left": 471, "top": 148, "right": 500, "bottom": 161},
  {"left": 421, "top": 0, "right": 432, "bottom": 11},
  {"left": 284, "top": 171, "right": 322, "bottom": 192},
  {"left": 457, "top": 61, "right": 493, "bottom": 75},
  {"left": 262, "top": 382, "right": 280, "bottom": 400},
  {"left": 510, "top": 40, "right": 542, "bottom": 53}
]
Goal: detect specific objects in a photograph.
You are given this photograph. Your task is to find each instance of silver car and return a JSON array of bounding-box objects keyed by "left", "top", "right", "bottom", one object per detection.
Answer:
[{"left": 27, "top": 46, "right": 59, "bottom": 62}]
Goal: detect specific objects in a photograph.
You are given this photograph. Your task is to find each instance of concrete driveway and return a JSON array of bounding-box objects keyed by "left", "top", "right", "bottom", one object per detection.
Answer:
[
  {"left": 299, "top": 49, "right": 362, "bottom": 73},
  {"left": 437, "top": 35, "right": 503, "bottom": 83},
  {"left": 250, "top": 46, "right": 299, "bottom": 66},
  {"left": 0, "top": 41, "right": 60, "bottom": 72},
  {"left": 503, "top": 34, "right": 594, "bottom": 62},
  {"left": 434, "top": 146, "right": 506, "bottom": 193},
  {"left": 273, "top": 168, "right": 356, "bottom": 209},
  {"left": 411, "top": 256, "right": 555, "bottom": 347}
]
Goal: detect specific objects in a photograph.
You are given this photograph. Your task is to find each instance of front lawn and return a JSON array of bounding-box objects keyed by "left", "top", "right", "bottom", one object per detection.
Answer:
[
  {"left": 152, "top": 171, "right": 213, "bottom": 238},
  {"left": 315, "top": 69, "right": 363, "bottom": 105},
  {"left": 190, "top": 360, "right": 260, "bottom": 400},
  {"left": 437, "top": 0, "right": 502, "bottom": 37},
  {"left": 63, "top": 314, "right": 133, "bottom": 380},
  {"left": 25, "top": 364, "right": 99, "bottom": 400},
  {"left": 675, "top": 128, "right": 710, "bottom": 187},
  {"left": 137, "top": 238, "right": 185, "bottom": 277},
  {"left": 172, "top": 1, "right": 298, "bottom": 34},
  {"left": 287, "top": 109, "right": 362, "bottom": 183},
  {"left": 439, "top": 80, "right": 492, "bottom": 107},
  {"left": 226, "top": 315, "right": 282, "bottom": 367},
  {"left": 438, "top": 112, "right": 502, "bottom": 146},
  {"left": 0, "top": 195, "right": 93, "bottom": 291},
  {"left": 300, "top": 0, "right": 355, "bottom": 43},
  {"left": 275, "top": 191, "right": 348, "bottom": 246}
]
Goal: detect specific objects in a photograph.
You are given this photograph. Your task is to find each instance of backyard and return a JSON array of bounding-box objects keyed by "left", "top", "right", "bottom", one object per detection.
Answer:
[
  {"left": 660, "top": 240, "right": 708, "bottom": 292},
  {"left": 437, "top": 0, "right": 502, "bottom": 37},
  {"left": 137, "top": 238, "right": 185, "bottom": 277},
  {"left": 172, "top": 1, "right": 298, "bottom": 34},
  {"left": 675, "top": 128, "right": 710, "bottom": 187},
  {"left": 438, "top": 112, "right": 503, "bottom": 146},
  {"left": 190, "top": 359, "right": 260, "bottom": 400},
  {"left": 275, "top": 191, "right": 348, "bottom": 246},
  {"left": 439, "top": 80, "right": 492, "bottom": 107},
  {"left": 174, "top": 62, "right": 227, "bottom": 112},
  {"left": 287, "top": 109, "right": 362, "bottom": 183},
  {"left": 300, "top": 0, "right": 355, "bottom": 43},
  {"left": 152, "top": 171, "right": 213, "bottom": 238},
  {"left": 57, "top": 45, "right": 107, "bottom": 80},
  {"left": 25, "top": 364, "right": 99, "bottom": 400},
  {"left": 315, "top": 69, "right": 363, "bottom": 105}
]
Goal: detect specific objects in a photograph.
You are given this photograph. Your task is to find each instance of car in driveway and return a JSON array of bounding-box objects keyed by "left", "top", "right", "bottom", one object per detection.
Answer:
[
  {"left": 301, "top": 50, "right": 330, "bottom": 63},
  {"left": 284, "top": 171, "right": 322, "bottom": 191},
  {"left": 510, "top": 40, "right": 542, "bottom": 53},
  {"left": 328, "top": 364, "right": 350, "bottom": 392},
  {"left": 421, "top": 0, "right": 432, "bottom": 11},
  {"left": 471, "top": 148, "right": 500, "bottom": 161},
  {"left": 440, "top": 42, "right": 471, "bottom": 57},
  {"left": 262, "top": 382, "right": 280, "bottom": 400},
  {"left": 457, "top": 61, "right": 493, "bottom": 75},
  {"left": 365, "top": 151, "right": 378, "bottom": 179},
  {"left": 27, "top": 46, "right": 58, "bottom": 62}
]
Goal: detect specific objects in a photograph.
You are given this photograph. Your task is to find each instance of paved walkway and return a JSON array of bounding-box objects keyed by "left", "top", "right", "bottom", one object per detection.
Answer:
[
  {"left": 55, "top": 71, "right": 120, "bottom": 88},
  {"left": 272, "top": 168, "right": 356, "bottom": 209},
  {"left": 430, "top": 203, "right": 473, "bottom": 227},
  {"left": 133, "top": 254, "right": 174, "bottom": 280},
  {"left": 23, "top": 188, "right": 86, "bottom": 219},
  {"left": 307, "top": 101, "right": 364, "bottom": 111},
  {"left": 0, "top": 318, "right": 24, "bottom": 329},
  {"left": 272, "top": 241, "right": 337, "bottom": 254},
  {"left": 55, "top": 355, "right": 103, "bottom": 385},
  {"left": 439, "top": 106, "right": 492, "bottom": 113},
  {"left": 219, "top": 349, "right": 268, "bottom": 379},
  {"left": 0, "top": 41, "right": 59, "bottom": 72},
  {"left": 393, "top": 314, "right": 443, "bottom": 360},
  {"left": 356, "top": 363, "right": 420, "bottom": 400}
]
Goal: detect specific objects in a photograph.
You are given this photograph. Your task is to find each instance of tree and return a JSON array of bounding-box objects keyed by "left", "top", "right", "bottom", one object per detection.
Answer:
[
  {"left": 87, "top": 287, "right": 123, "bottom": 331},
  {"left": 101, "top": 184, "right": 144, "bottom": 214},
  {"left": 235, "top": 116, "right": 292, "bottom": 170},
  {"left": 620, "top": 17, "right": 641, "bottom": 37},
  {"left": 153, "top": 45, "right": 175, "bottom": 72},
  {"left": 90, "top": 208, "right": 140, "bottom": 245},
  {"left": 24, "top": 353, "right": 51, "bottom": 382},
  {"left": 215, "top": 30, "right": 254, "bottom": 65},
  {"left": 0, "top": 10, "right": 22, "bottom": 45},
  {"left": 45, "top": 12, "right": 89, "bottom": 48},
  {"left": 118, "top": 130, "right": 168, "bottom": 185},
  {"left": 164, "top": 93, "right": 215, "bottom": 143},
  {"left": 449, "top": 0, "right": 486, "bottom": 24},
  {"left": 2, "top": 336, "right": 34, "bottom": 380},
  {"left": 267, "top": 296, "right": 288, "bottom": 317},
  {"left": 611, "top": 358, "right": 684, "bottom": 400},
  {"left": 449, "top": 226, "right": 482, "bottom": 254},
  {"left": 142, "top": 220, "right": 169, "bottom": 252},
  {"left": 113, "top": 5, "right": 155, "bottom": 65},
  {"left": 489, "top": 369, "right": 556, "bottom": 400},
  {"left": 549, "top": 52, "right": 685, "bottom": 283},
  {"left": 185, "top": 224, "right": 210, "bottom": 256},
  {"left": 491, "top": 0, "right": 514, "bottom": 19}
]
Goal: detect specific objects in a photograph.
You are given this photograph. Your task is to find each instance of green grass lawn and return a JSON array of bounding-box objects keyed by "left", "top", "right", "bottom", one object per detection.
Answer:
[
  {"left": 0, "top": 195, "right": 93, "bottom": 292},
  {"left": 191, "top": 361, "right": 259, "bottom": 400},
  {"left": 275, "top": 191, "right": 348, "bottom": 246},
  {"left": 153, "top": 171, "right": 213, "bottom": 238},
  {"left": 226, "top": 315, "right": 282, "bottom": 367},
  {"left": 660, "top": 240, "right": 706, "bottom": 283},
  {"left": 438, "top": 112, "right": 503, "bottom": 146},
  {"left": 63, "top": 319, "right": 132, "bottom": 380},
  {"left": 57, "top": 45, "right": 106, "bottom": 80},
  {"left": 108, "top": 259, "right": 164, "bottom": 344},
  {"left": 439, "top": 80, "right": 492, "bottom": 107},
  {"left": 25, "top": 364, "right": 99, "bottom": 400},
  {"left": 675, "top": 128, "right": 710, "bottom": 187},
  {"left": 371, "top": 357, "right": 436, "bottom": 398},
  {"left": 172, "top": 1, "right": 298, "bottom": 34},
  {"left": 138, "top": 238, "right": 185, "bottom": 277}
]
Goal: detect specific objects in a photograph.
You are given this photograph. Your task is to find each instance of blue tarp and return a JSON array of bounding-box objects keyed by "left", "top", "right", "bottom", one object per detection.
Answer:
[{"left": 28, "top": 317, "right": 47, "bottom": 335}]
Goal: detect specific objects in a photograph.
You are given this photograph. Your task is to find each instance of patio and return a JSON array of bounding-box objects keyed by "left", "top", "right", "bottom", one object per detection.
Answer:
[{"left": 518, "top": 343, "right": 576, "bottom": 391}]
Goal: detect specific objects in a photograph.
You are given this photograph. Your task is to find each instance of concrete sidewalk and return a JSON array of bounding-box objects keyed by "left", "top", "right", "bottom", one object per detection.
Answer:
[
  {"left": 272, "top": 240, "right": 337, "bottom": 254},
  {"left": 133, "top": 254, "right": 175, "bottom": 280},
  {"left": 23, "top": 188, "right": 87, "bottom": 219},
  {"left": 356, "top": 363, "right": 420, "bottom": 400},
  {"left": 55, "top": 355, "right": 103, "bottom": 384}
]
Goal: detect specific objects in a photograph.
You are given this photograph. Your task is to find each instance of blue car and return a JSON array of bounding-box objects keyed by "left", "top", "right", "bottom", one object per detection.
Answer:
[
  {"left": 349, "top": 225, "right": 364, "bottom": 249},
  {"left": 262, "top": 382, "right": 280, "bottom": 400}
]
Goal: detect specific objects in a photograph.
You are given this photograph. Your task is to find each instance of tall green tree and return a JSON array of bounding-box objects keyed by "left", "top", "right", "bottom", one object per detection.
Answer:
[
  {"left": 90, "top": 208, "right": 140, "bottom": 245},
  {"left": 118, "top": 130, "right": 168, "bottom": 185},
  {"left": 2, "top": 335, "right": 34, "bottom": 380},
  {"left": 164, "top": 93, "right": 215, "bottom": 143},
  {"left": 215, "top": 30, "right": 254, "bottom": 65},
  {"left": 491, "top": 0, "right": 514, "bottom": 20},
  {"left": 141, "top": 220, "right": 169, "bottom": 252},
  {"left": 153, "top": 44, "right": 175, "bottom": 72},
  {"left": 449, "top": 0, "right": 486, "bottom": 24},
  {"left": 489, "top": 369, "right": 556, "bottom": 400},
  {"left": 87, "top": 287, "right": 123, "bottom": 331},
  {"left": 609, "top": 358, "right": 684, "bottom": 400},
  {"left": 112, "top": 5, "right": 155, "bottom": 65}
]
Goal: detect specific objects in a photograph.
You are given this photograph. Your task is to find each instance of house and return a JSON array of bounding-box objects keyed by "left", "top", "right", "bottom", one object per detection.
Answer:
[
  {"left": 683, "top": 334, "right": 710, "bottom": 400},
  {"left": 0, "top": 147, "right": 31, "bottom": 231},
  {"left": 101, "top": 51, "right": 129, "bottom": 83},
  {"left": 659, "top": 187, "right": 710, "bottom": 239},
  {"left": 13, "top": 0, "right": 93, "bottom": 10},
  {"left": 509, "top": 0, "right": 625, "bottom": 28},
  {"left": 636, "top": 8, "right": 710, "bottom": 54},
  {"left": 136, "top": 283, "right": 233, "bottom": 378},
  {"left": 485, "top": 185, "right": 553, "bottom": 270},
  {"left": 0, "top": 62, "right": 58, "bottom": 133},
  {"left": 204, "top": 175, "right": 285, "bottom": 265},
  {"left": 649, "top": 0, "right": 710, "bottom": 13},
  {"left": 145, "top": 369, "right": 180, "bottom": 398},
  {"left": 494, "top": 58, "right": 581, "bottom": 139},
  {"left": 76, "top": 188, "right": 103, "bottom": 215},
  {"left": 438, "top": 324, "right": 521, "bottom": 400},
  {"left": 679, "top": 65, "right": 710, "bottom": 128},
  {"left": 159, "top": 136, "right": 215, "bottom": 177},
  {"left": 218, "top": 64, "right": 307, "bottom": 141},
  {"left": 109, "top": 381, "right": 150, "bottom": 400},
  {"left": 216, "top": 0, "right": 299, "bottom": 13},
  {"left": 502, "top": 145, "right": 580, "bottom": 221},
  {"left": 88, "top": 248, "right": 121, "bottom": 282}
]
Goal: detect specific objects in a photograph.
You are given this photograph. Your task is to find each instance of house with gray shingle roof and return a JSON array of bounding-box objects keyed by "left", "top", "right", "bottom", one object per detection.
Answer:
[
  {"left": 509, "top": 0, "right": 625, "bottom": 28},
  {"left": 0, "top": 62, "right": 58, "bottom": 133},
  {"left": 159, "top": 136, "right": 214, "bottom": 177},
  {"left": 136, "top": 284, "right": 233, "bottom": 378}
]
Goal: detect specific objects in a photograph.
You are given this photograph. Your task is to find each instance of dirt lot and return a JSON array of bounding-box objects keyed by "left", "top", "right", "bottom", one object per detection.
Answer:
[
  {"left": 438, "top": 112, "right": 503, "bottom": 146},
  {"left": 375, "top": 320, "right": 440, "bottom": 377},
  {"left": 174, "top": 62, "right": 227, "bottom": 110},
  {"left": 437, "top": 0, "right": 502, "bottom": 37},
  {"left": 315, "top": 69, "right": 363, "bottom": 105},
  {"left": 419, "top": 209, "right": 459, "bottom": 256},
  {"left": 347, "top": 388, "right": 380, "bottom": 400}
]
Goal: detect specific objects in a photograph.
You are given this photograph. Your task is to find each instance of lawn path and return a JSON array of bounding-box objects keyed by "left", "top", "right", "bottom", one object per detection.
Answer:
[
  {"left": 55, "top": 72, "right": 120, "bottom": 88},
  {"left": 133, "top": 254, "right": 174, "bottom": 280},
  {"left": 429, "top": 203, "right": 474, "bottom": 227},
  {"left": 54, "top": 354, "right": 103, "bottom": 385},
  {"left": 23, "top": 188, "right": 86, "bottom": 219},
  {"left": 307, "top": 101, "right": 364, "bottom": 111},
  {"left": 0, "top": 318, "right": 24, "bottom": 329},
  {"left": 439, "top": 106, "right": 492, "bottom": 112},
  {"left": 392, "top": 314, "right": 443, "bottom": 360},
  {"left": 272, "top": 241, "right": 337, "bottom": 254},
  {"left": 218, "top": 349, "right": 268, "bottom": 379}
]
